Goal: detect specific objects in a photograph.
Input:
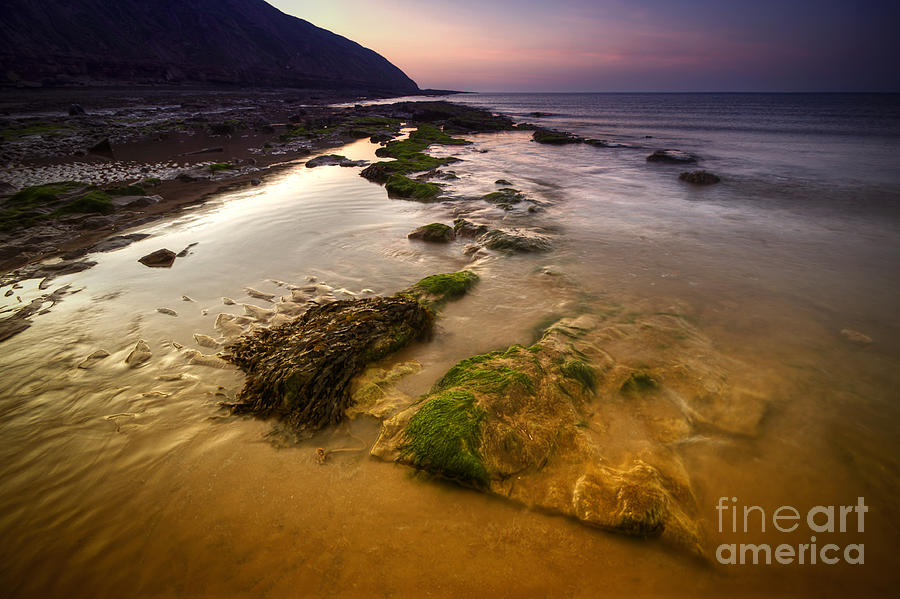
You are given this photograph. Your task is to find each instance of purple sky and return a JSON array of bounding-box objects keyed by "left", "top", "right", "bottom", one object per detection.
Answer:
[{"left": 269, "top": 0, "right": 899, "bottom": 92}]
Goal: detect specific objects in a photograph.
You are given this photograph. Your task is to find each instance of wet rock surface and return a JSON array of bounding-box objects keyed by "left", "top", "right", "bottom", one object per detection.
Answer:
[
  {"left": 222, "top": 272, "right": 478, "bottom": 432},
  {"left": 408, "top": 223, "right": 455, "bottom": 243},
  {"left": 647, "top": 150, "right": 697, "bottom": 164},
  {"left": 372, "top": 311, "right": 772, "bottom": 555},
  {"left": 138, "top": 248, "right": 176, "bottom": 268}
]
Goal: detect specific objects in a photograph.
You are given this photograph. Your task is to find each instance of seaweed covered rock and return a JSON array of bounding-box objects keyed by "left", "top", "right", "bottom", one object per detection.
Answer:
[
  {"left": 305, "top": 154, "right": 368, "bottom": 168},
  {"left": 384, "top": 175, "right": 442, "bottom": 201},
  {"left": 678, "top": 170, "right": 721, "bottom": 185},
  {"left": 479, "top": 228, "right": 552, "bottom": 252},
  {"left": 222, "top": 272, "right": 479, "bottom": 431},
  {"left": 481, "top": 188, "right": 526, "bottom": 209},
  {"left": 373, "top": 310, "right": 774, "bottom": 554},
  {"left": 532, "top": 128, "right": 583, "bottom": 144},
  {"left": 408, "top": 223, "right": 455, "bottom": 243},
  {"left": 453, "top": 218, "right": 490, "bottom": 238}
]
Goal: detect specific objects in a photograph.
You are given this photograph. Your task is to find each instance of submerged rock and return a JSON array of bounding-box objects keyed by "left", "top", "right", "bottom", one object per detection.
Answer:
[
  {"left": 679, "top": 170, "right": 721, "bottom": 185},
  {"left": 222, "top": 272, "right": 479, "bottom": 431},
  {"left": 646, "top": 150, "right": 697, "bottom": 164},
  {"left": 481, "top": 188, "right": 525, "bottom": 209},
  {"left": 478, "top": 228, "right": 552, "bottom": 253},
  {"left": 532, "top": 128, "right": 582, "bottom": 144},
  {"left": 138, "top": 248, "right": 176, "bottom": 268},
  {"left": 373, "top": 311, "right": 772, "bottom": 554},
  {"left": 408, "top": 223, "right": 455, "bottom": 243},
  {"left": 453, "top": 218, "right": 490, "bottom": 238}
]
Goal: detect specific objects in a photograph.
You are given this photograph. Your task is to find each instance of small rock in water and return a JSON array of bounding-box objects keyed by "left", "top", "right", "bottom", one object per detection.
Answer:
[
  {"left": 360, "top": 288, "right": 375, "bottom": 295},
  {"left": 305, "top": 275, "right": 317, "bottom": 282},
  {"left": 222, "top": 297, "right": 236, "bottom": 305},
  {"left": 193, "top": 333, "right": 219, "bottom": 348},
  {"left": 679, "top": 170, "right": 721, "bottom": 185},
  {"left": 408, "top": 223, "right": 455, "bottom": 243},
  {"left": 243, "top": 304, "right": 275, "bottom": 321},
  {"left": 244, "top": 287, "right": 276, "bottom": 302},
  {"left": 77, "top": 349, "right": 110, "bottom": 369},
  {"left": 840, "top": 328, "right": 873, "bottom": 345},
  {"left": 68, "top": 103, "right": 86, "bottom": 116},
  {"left": 157, "top": 307, "right": 178, "bottom": 317},
  {"left": 125, "top": 340, "right": 152, "bottom": 367},
  {"left": 176, "top": 243, "right": 198, "bottom": 258},
  {"left": 182, "top": 295, "right": 195, "bottom": 302},
  {"left": 646, "top": 149, "right": 697, "bottom": 164},
  {"left": 138, "top": 249, "right": 176, "bottom": 268}
]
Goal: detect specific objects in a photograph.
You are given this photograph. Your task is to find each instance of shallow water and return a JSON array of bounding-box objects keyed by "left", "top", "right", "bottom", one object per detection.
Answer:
[{"left": 2, "top": 95, "right": 900, "bottom": 597}]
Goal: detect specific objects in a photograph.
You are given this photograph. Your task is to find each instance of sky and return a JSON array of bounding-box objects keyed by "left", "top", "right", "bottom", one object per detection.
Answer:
[{"left": 268, "top": 0, "right": 899, "bottom": 92}]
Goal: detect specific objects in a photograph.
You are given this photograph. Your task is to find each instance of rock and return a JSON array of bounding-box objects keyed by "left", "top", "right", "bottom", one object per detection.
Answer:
[
  {"left": 88, "top": 138, "right": 113, "bottom": 155},
  {"left": 68, "top": 103, "right": 86, "bottom": 116},
  {"left": 156, "top": 307, "right": 178, "bottom": 317},
  {"left": 176, "top": 243, "right": 198, "bottom": 258},
  {"left": 125, "top": 340, "right": 152, "bottom": 367},
  {"left": 222, "top": 297, "right": 236, "bottom": 305},
  {"left": 481, "top": 188, "right": 525, "bottom": 209},
  {"left": 92, "top": 233, "right": 150, "bottom": 253},
  {"left": 0, "top": 180, "right": 15, "bottom": 196},
  {"left": 243, "top": 303, "right": 275, "bottom": 321},
  {"left": 250, "top": 178, "right": 262, "bottom": 186},
  {"left": 494, "top": 179, "right": 512, "bottom": 186},
  {"left": 305, "top": 154, "right": 369, "bottom": 168},
  {"left": 408, "top": 223, "right": 455, "bottom": 243},
  {"left": 372, "top": 311, "right": 772, "bottom": 555},
  {"left": 453, "top": 219, "right": 490, "bottom": 238},
  {"left": 77, "top": 349, "right": 109, "bottom": 369},
  {"left": 110, "top": 195, "right": 161, "bottom": 209},
  {"left": 222, "top": 272, "right": 478, "bottom": 431},
  {"left": 183, "top": 350, "right": 235, "bottom": 369},
  {"left": 347, "top": 361, "right": 423, "bottom": 419},
  {"left": 215, "top": 313, "right": 245, "bottom": 338},
  {"left": 182, "top": 295, "right": 194, "bottom": 302},
  {"left": 678, "top": 170, "right": 720, "bottom": 185},
  {"left": 646, "top": 150, "right": 697, "bottom": 164},
  {"left": 244, "top": 287, "right": 276, "bottom": 302},
  {"left": 138, "top": 248, "right": 176, "bottom": 268},
  {"left": 478, "top": 228, "right": 552, "bottom": 253},
  {"left": 532, "top": 128, "right": 583, "bottom": 144},
  {"left": 193, "top": 333, "right": 219, "bottom": 348},
  {"left": 840, "top": 328, "right": 873, "bottom": 345}
]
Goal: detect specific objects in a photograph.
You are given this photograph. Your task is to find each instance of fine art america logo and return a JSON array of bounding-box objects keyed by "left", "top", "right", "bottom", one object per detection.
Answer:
[{"left": 715, "top": 497, "right": 867, "bottom": 565}]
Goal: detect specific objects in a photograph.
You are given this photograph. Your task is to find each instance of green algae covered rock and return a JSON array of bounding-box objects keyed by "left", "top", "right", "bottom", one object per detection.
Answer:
[
  {"left": 408, "top": 222, "right": 455, "bottom": 243},
  {"left": 373, "top": 310, "right": 775, "bottom": 555}
]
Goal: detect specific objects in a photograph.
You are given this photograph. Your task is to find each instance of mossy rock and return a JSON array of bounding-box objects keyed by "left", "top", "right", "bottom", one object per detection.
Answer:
[
  {"left": 208, "top": 162, "right": 235, "bottom": 173},
  {"left": 532, "top": 128, "right": 583, "bottom": 144},
  {"left": 482, "top": 188, "right": 525, "bottom": 209},
  {"left": 620, "top": 371, "right": 659, "bottom": 395},
  {"left": 105, "top": 184, "right": 146, "bottom": 196},
  {"left": 384, "top": 174, "right": 442, "bottom": 201},
  {"left": 7, "top": 181, "right": 84, "bottom": 206},
  {"left": 479, "top": 228, "right": 552, "bottom": 253},
  {"left": 399, "top": 390, "right": 489, "bottom": 486},
  {"left": 408, "top": 222, "right": 455, "bottom": 243},
  {"left": 56, "top": 190, "right": 114, "bottom": 215},
  {"left": 403, "top": 271, "right": 479, "bottom": 308}
]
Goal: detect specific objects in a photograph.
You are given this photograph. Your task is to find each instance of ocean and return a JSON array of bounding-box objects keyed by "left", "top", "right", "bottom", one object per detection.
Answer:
[{"left": 1, "top": 92, "right": 898, "bottom": 596}]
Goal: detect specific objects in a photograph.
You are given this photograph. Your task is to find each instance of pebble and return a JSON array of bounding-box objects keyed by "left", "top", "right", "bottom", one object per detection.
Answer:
[
  {"left": 193, "top": 333, "right": 219, "bottom": 348},
  {"left": 182, "top": 295, "right": 195, "bottom": 302},
  {"left": 125, "top": 340, "right": 152, "bottom": 367},
  {"left": 222, "top": 297, "right": 236, "bottom": 305},
  {"left": 840, "top": 328, "right": 872, "bottom": 345},
  {"left": 244, "top": 287, "right": 276, "bottom": 302},
  {"left": 157, "top": 307, "right": 178, "bottom": 317}
]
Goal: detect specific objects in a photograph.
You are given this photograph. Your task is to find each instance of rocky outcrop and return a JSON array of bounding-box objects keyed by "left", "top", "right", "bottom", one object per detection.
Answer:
[
  {"left": 647, "top": 150, "right": 697, "bottom": 164},
  {"left": 0, "top": 0, "right": 419, "bottom": 91},
  {"left": 372, "top": 311, "right": 772, "bottom": 554},
  {"left": 408, "top": 223, "right": 455, "bottom": 243},
  {"left": 222, "top": 272, "right": 479, "bottom": 431}
]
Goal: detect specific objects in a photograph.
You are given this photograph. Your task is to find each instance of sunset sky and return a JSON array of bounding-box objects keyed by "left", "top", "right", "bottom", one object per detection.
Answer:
[{"left": 269, "top": 0, "right": 899, "bottom": 92}]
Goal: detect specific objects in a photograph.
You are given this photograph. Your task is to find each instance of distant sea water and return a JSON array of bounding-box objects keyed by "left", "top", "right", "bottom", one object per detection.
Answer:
[{"left": 447, "top": 92, "right": 900, "bottom": 215}]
